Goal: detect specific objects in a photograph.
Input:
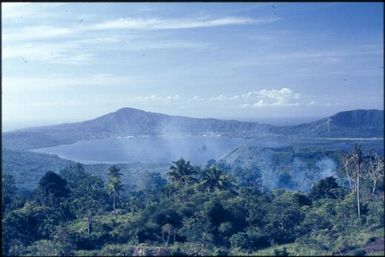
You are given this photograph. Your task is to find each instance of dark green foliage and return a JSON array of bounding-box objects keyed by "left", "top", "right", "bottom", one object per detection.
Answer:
[
  {"left": 229, "top": 229, "right": 271, "bottom": 251},
  {"left": 293, "top": 193, "right": 312, "bottom": 206},
  {"left": 229, "top": 232, "right": 252, "bottom": 250},
  {"left": 264, "top": 199, "right": 305, "bottom": 244},
  {"left": 2, "top": 149, "right": 75, "bottom": 190},
  {"left": 2, "top": 153, "right": 384, "bottom": 256},
  {"left": 2, "top": 202, "right": 65, "bottom": 255},
  {"left": 137, "top": 171, "right": 167, "bottom": 192},
  {"left": 2, "top": 148, "right": 170, "bottom": 192},
  {"left": 309, "top": 176, "right": 344, "bottom": 200},
  {"left": 167, "top": 158, "right": 197, "bottom": 187},
  {"left": 60, "top": 163, "right": 109, "bottom": 217},
  {"left": 231, "top": 166, "right": 262, "bottom": 189},
  {"left": 27, "top": 240, "right": 59, "bottom": 256},
  {"left": 274, "top": 247, "right": 290, "bottom": 256},
  {"left": 52, "top": 226, "right": 78, "bottom": 256},
  {"left": 352, "top": 249, "right": 367, "bottom": 256},
  {"left": 2, "top": 174, "right": 19, "bottom": 214},
  {"left": 199, "top": 166, "right": 234, "bottom": 192},
  {"left": 36, "top": 171, "right": 70, "bottom": 206}
]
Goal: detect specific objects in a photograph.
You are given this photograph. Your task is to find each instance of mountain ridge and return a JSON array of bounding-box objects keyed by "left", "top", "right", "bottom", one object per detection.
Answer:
[
  {"left": 271, "top": 109, "right": 384, "bottom": 137},
  {"left": 2, "top": 108, "right": 383, "bottom": 151}
]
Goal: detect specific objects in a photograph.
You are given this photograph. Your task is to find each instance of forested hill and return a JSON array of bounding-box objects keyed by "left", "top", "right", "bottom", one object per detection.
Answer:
[
  {"left": 2, "top": 148, "right": 169, "bottom": 192},
  {"left": 2, "top": 108, "right": 383, "bottom": 151},
  {"left": 271, "top": 109, "right": 384, "bottom": 138}
]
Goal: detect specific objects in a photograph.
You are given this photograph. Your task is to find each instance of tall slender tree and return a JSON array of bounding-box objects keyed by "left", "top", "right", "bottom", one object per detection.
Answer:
[
  {"left": 341, "top": 145, "right": 368, "bottom": 222},
  {"left": 365, "top": 153, "right": 384, "bottom": 198},
  {"left": 107, "top": 165, "right": 123, "bottom": 212}
]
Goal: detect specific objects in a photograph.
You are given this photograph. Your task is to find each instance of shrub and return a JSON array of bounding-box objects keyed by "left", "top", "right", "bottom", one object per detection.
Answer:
[
  {"left": 230, "top": 232, "right": 251, "bottom": 250},
  {"left": 274, "top": 247, "right": 290, "bottom": 256},
  {"left": 100, "top": 244, "right": 135, "bottom": 256}
]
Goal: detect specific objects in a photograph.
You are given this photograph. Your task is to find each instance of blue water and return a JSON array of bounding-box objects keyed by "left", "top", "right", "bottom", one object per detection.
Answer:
[
  {"left": 31, "top": 135, "right": 251, "bottom": 164},
  {"left": 30, "top": 135, "right": 384, "bottom": 164}
]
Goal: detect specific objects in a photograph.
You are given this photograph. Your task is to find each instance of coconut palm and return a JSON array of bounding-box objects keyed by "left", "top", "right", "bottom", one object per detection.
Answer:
[
  {"left": 167, "top": 158, "right": 197, "bottom": 187},
  {"left": 199, "top": 166, "right": 233, "bottom": 192}
]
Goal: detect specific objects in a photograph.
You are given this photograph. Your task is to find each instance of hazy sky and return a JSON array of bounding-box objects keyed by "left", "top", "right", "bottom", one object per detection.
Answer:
[{"left": 2, "top": 2, "right": 384, "bottom": 130}]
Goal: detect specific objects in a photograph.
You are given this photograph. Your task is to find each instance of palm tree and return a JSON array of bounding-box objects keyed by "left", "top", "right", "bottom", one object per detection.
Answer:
[
  {"left": 107, "top": 165, "right": 123, "bottom": 212},
  {"left": 167, "top": 158, "right": 197, "bottom": 187},
  {"left": 199, "top": 166, "right": 233, "bottom": 192}
]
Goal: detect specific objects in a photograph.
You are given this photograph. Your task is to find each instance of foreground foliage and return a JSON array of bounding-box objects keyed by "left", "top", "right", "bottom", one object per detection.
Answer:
[{"left": 2, "top": 147, "right": 384, "bottom": 256}]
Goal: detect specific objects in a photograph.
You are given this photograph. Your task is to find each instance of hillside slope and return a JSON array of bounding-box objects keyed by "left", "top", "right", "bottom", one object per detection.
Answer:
[
  {"left": 272, "top": 109, "right": 383, "bottom": 138},
  {"left": 2, "top": 107, "right": 270, "bottom": 150},
  {"left": 222, "top": 145, "right": 341, "bottom": 191},
  {"left": 2, "top": 108, "right": 383, "bottom": 151}
]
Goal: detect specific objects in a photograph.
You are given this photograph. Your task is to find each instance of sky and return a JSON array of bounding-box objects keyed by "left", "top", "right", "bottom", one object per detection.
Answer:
[{"left": 2, "top": 2, "right": 384, "bottom": 130}]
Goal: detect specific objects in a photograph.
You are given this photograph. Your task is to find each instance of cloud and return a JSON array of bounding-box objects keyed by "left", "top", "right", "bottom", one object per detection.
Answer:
[
  {"left": 2, "top": 3, "right": 67, "bottom": 20},
  {"left": 4, "top": 16, "right": 230, "bottom": 65},
  {"left": 119, "top": 88, "right": 315, "bottom": 108},
  {"left": 2, "top": 42, "right": 94, "bottom": 65},
  {"left": 3, "top": 74, "right": 142, "bottom": 95},
  {"left": 191, "top": 96, "right": 206, "bottom": 101},
  {"left": 2, "top": 38, "right": 207, "bottom": 65},
  {"left": 4, "top": 26, "right": 74, "bottom": 42},
  {"left": 208, "top": 88, "right": 314, "bottom": 107},
  {"left": 3, "top": 16, "right": 279, "bottom": 43},
  {"left": 124, "top": 40, "right": 209, "bottom": 50},
  {"left": 90, "top": 16, "right": 279, "bottom": 31},
  {"left": 232, "top": 46, "right": 383, "bottom": 68},
  {"left": 133, "top": 94, "right": 180, "bottom": 104},
  {"left": 2, "top": 13, "right": 277, "bottom": 65}
]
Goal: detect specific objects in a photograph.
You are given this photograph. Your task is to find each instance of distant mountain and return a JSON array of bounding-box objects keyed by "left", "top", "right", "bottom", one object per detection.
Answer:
[
  {"left": 2, "top": 107, "right": 271, "bottom": 150},
  {"left": 2, "top": 108, "right": 383, "bottom": 151},
  {"left": 272, "top": 109, "right": 384, "bottom": 138}
]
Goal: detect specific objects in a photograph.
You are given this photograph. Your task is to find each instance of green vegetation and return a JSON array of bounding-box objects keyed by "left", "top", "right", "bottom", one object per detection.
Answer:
[
  {"left": 107, "top": 165, "right": 124, "bottom": 212},
  {"left": 2, "top": 147, "right": 384, "bottom": 256}
]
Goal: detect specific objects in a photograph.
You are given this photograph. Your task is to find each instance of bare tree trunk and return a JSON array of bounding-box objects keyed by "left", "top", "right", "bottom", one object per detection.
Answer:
[
  {"left": 356, "top": 175, "right": 361, "bottom": 221},
  {"left": 87, "top": 209, "right": 93, "bottom": 234},
  {"left": 372, "top": 179, "right": 377, "bottom": 198},
  {"left": 200, "top": 233, "right": 206, "bottom": 256},
  {"left": 113, "top": 190, "right": 116, "bottom": 212},
  {"left": 135, "top": 226, "right": 140, "bottom": 243},
  {"left": 346, "top": 175, "right": 353, "bottom": 191},
  {"left": 166, "top": 228, "right": 171, "bottom": 247},
  {"left": 162, "top": 230, "right": 171, "bottom": 247},
  {"left": 173, "top": 230, "right": 176, "bottom": 244},
  {"left": 357, "top": 157, "right": 361, "bottom": 222}
]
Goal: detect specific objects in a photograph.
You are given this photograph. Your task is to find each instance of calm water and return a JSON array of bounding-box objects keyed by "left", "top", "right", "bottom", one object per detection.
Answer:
[
  {"left": 30, "top": 135, "right": 383, "bottom": 164},
  {"left": 31, "top": 135, "right": 252, "bottom": 164}
]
